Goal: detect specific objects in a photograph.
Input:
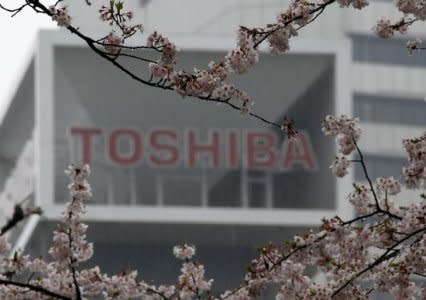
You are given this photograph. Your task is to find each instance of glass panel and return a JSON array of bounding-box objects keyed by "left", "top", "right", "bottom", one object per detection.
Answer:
[
  {"left": 352, "top": 33, "right": 426, "bottom": 67},
  {"left": 162, "top": 176, "right": 202, "bottom": 206},
  {"left": 355, "top": 155, "right": 407, "bottom": 181},
  {"left": 248, "top": 181, "right": 266, "bottom": 208},
  {"left": 354, "top": 93, "right": 426, "bottom": 126}
]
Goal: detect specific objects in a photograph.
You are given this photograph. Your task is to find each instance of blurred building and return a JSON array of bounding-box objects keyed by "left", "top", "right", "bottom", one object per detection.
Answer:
[
  {"left": 64, "top": 0, "right": 426, "bottom": 197},
  {"left": 0, "top": 0, "right": 423, "bottom": 296}
]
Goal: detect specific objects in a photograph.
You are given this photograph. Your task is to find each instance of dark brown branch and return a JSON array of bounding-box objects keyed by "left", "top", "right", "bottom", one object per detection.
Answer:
[
  {"left": 0, "top": 278, "right": 71, "bottom": 300},
  {"left": 352, "top": 136, "right": 402, "bottom": 220},
  {"left": 0, "top": 3, "right": 28, "bottom": 16},
  {"left": 0, "top": 4, "right": 22, "bottom": 12},
  {"left": 66, "top": 197, "right": 82, "bottom": 300},
  {"left": 7, "top": 0, "right": 289, "bottom": 130},
  {"left": 296, "top": 6, "right": 326, "bottom": 32},
  {"left": 70, "top": 264, "right": 82, "bottom": 300},
  {"left": 353, "top": 136, "right": 380, "bottom": 209},
  {"left": 253, "top": 0, "right": 336, "bottom": 48},
  {"left": 146, "top": 287, "right": 170, "bottom": 300},
  {"left": 341, "top": 210, "right": 380, "bottom": 226},
  {"left": 110, "top": 52, "right": 158, "bottom": 64},
  {"left": 93, "top": 40, "right": 162, "bottom": 52}
]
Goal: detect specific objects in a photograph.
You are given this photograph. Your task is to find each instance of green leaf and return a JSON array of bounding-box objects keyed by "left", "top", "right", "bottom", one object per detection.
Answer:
[
  {"left": 115, "top": 1, "right": 124, "bottom": 10},
  {"left": 284, "top": 240, "right": 295, "bottom": 247}
]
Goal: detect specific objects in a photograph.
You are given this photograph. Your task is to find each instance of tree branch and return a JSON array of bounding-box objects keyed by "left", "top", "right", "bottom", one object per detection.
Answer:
[
  {"left": 331, "top": 226, "right": 426, "bottom": 297},
  {"left": 0, "top": 278, "right": 72, "bottom": 300}
]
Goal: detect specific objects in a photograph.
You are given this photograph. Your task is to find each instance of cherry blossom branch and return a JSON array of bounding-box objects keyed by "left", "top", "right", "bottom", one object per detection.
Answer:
[
  {"left": 70, "top": 264, "right": 82, "bottom": 300},
  {"left": 221, "top": 116, "right": 424, "bottom": 299},
  {"left": 67, "top": 209, "right": 83, "bottom": 300},
  {"left": 374, "top": 16, "right": 419, "bottom": 39},
  {"left": 220, "top": 232, "right": 328, "bottom": 299},
  {"left": 0, "top": 278, "right": 72, "bottom": 300},
  {"left": 252, "top": 0, "right": 335, "bottom": 49},
  {"left": 351, "top": 136, "right": 402, "bottom": 220},
  {"left": 331, "top": 225, "right": 426, "bottom": 297},
  {"left": 352, "top": 136, "right": 381, "bottom": 210},
  {"left": 341, "top": 210, "right": 380, "bottom": 226},
  {"left": 0, "top": 0, "right": 367, "bottom": 131},
  {"left": 66, "top": 26, "right": 284, "bottom": 129},
  {"left": 6, "top": 0, "right": 281, "bottom": 129}
]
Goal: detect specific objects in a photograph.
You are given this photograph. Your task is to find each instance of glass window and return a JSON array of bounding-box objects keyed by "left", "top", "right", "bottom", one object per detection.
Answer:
[
  {"left": 352, "top": 33, "right": 426, "bottom": 67},
  {"left": 354, "top": 93, "right": 426, "bottom": 126},
  {"left": 248, "top": 181, "right": 267, "bottom": 208},
  {"left": 354, "top": 155, "right": 407, "bottom": 181},
  {"left": 162, "top": 175, "right": 202, "bottom": 206}
]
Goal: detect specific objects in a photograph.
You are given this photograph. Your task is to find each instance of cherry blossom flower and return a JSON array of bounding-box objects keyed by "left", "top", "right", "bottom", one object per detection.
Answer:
[
  {"left": 173, "top": 244, "right": 196, "bottom": 260},
  {"left": 103, "top": 32, "right": 123, "bottom": 55},
  {"left": 348, "top": 184, "right": 373, "bottom": 214},
  {"left": 225, "top": 29, "right": 259, "bottom": 74},
  {"left": 49, "top": 6, "right": 71, "bottom": 27},
  {"left": 402, "top": 132, "right": 426, "bottom": 188},
  {"left": 407, "top": 38, "right": 422, "bottom": 54},
  {"left": 373, "top": 18, "right": 395, "bottom": 38},
  {"left": 330, "top": 156, "right": 350, "bottom": 177}
]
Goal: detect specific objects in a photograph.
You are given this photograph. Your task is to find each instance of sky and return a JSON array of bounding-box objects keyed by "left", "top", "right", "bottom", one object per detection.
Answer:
[{"left": 0, "top": 3, "right": 55, "bottom": 119}]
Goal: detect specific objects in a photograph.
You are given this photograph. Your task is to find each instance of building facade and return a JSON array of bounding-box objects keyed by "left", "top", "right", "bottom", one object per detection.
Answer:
[{"left": 0, "top": 0, "right": 423, "bottom": 297}]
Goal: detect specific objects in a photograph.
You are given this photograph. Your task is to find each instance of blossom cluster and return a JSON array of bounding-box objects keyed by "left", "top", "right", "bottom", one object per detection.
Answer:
[
  {"left": 372, "top": 18, "right": 410, "bottom": 39},
  {"left": 98, "top": 1, "right": 143, "bottom": 54},
  {"left": 146, "top": 31, "right": 255, "bottom": 114},
  {"left": 330, "top": 156, "right": 350, "bottom": 177},
  {"left": 372, "top": 0, "right": 422, "bottom": 41},
  {"left": 348, "top": 183, "right": 373, "bottom": 214},
  {"left": 173, "top": 243, "right": 196, "bottom": 260},
  {"left": 103, "top": 32, "right": 123, "bottom": 55},
  {"left": 337, "top": 0, "right": 369, "bottom": 9},
  {"left": 0, "top": 165, "right": 216, "bottom": 300},
  {"left": 402, "top": 131, "right": 426, "bottom": 188},
  {"left": 322, "top": 115, "right": 361, "bottom": 177},
  {"left": 219, "top": 199, "right": 425, "bottom": 299},
  {"left": 49, "top": 165, "right": 93, "bottom": 266},
  {"left": 48, "top": 5, "right": 71, "bottom": 27},
  {"left": 406, "top": 38, "right": 422, "bottom": 54},
  {"left": 225, "top": 29, "right": 259, "bottom": 74},
  {"left": 396, "top": 0, "right": 426, "bottom": 20},
  {"left": 146, "top": 31, "right": 177, "bottom": 66},
  {"left": 376, "top": 176, "right": 401, "bottom": 196}
]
